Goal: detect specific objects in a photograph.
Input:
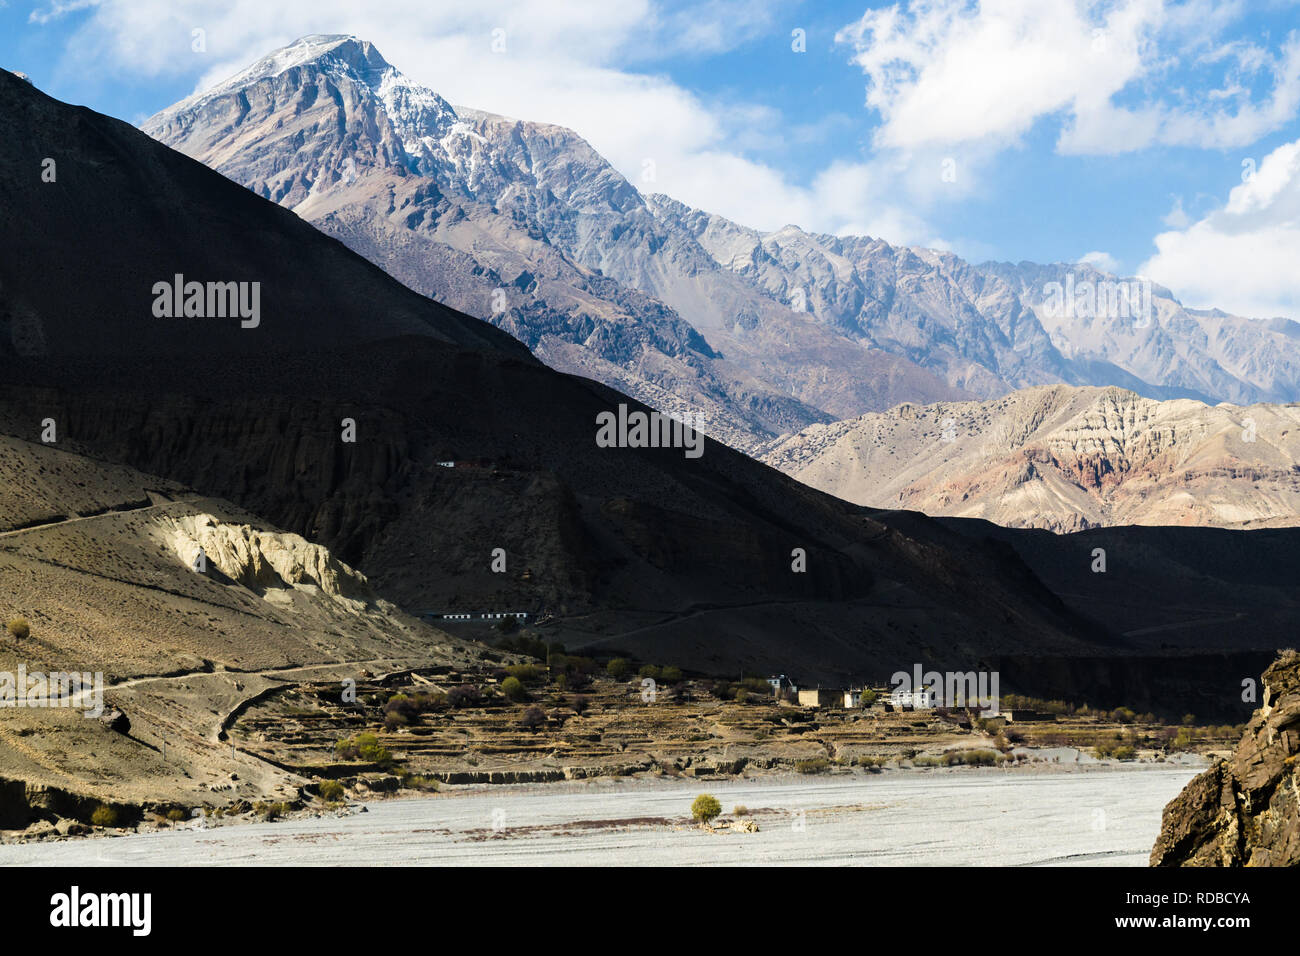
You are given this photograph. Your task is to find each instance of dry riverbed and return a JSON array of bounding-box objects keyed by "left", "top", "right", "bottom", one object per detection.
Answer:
[{"left": 0, "top": 764, "right": 1202, "bottom": 866}]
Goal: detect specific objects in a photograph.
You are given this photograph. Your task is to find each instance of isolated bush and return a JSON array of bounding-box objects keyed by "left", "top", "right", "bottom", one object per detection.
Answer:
[
  {"left": 1112, "top": 746, "right": 1137, "bottom": 761},
  {"left": 165, "top": 808, "right": 187, "bottom": 822},
  {"left": 255, "top": 801, "right": 291, "bottom": 821},
  {"left": 520, "top": 704, "right": 546, "bottom": 729},
  {"left": 795, "top": 757, "right": 830, "bottom": 774},
  {"left": 505, "top": 664, "right": 543, "bottom": 685},
  {"left": 733, "top": 804, "right": 750, "bottom": 817},
  {"left": 659, "top": 666, "right": 683, "bottom": 683},
  {"left": 335, "top": 732, "right": 393, "bottom": 768},
  {"left": 318, "top": 780, "right": 345, "bottom": 802},
  {"left": 606, "top": 658, "right": 631, "bottom": 680},
  {"left": 90, "top": 805, "right": 119, "bottom": 828},
  {"left": 398, "top": 773, "right": 439, "bottom": 792},
  {"left": 638, "top": 664, "right": 662, "bottom": 681},
  {"left": 691, "top": 794, "right": 722, "bottom": 825},
  {"left": 446, "top": 685, "right": 481, "bottom": 709},
  {"left": 6, "top": 617, "right": 29, "bottom": 641},
  {"left": 501, "top": 676, "right": 528, "bottom": 702}
]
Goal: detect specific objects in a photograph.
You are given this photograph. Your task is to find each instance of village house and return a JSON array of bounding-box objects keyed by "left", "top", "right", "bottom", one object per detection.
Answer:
[
  {"left": 797, "top": 687, "right": 842, "bottom": 708},
  {"left": 888, "top": 689, "right": 936, "bottom": 710},
  {"left": 766, "top": 674, "right": 797, "bottom": 698}
]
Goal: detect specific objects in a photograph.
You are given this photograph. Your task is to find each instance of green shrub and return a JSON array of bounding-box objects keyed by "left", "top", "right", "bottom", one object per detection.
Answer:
[
  {"left": 505, "top": 664, "right": 543, "bottom": 684},
  {"left": 318, "top": 780, "right": 345, "bottom": 802},
  {"left": 1112, "top": 746, "right": 1137, "bottom": 761},
  {"left": 6, "top": 617, "right": 29, "bottom": 640},
  {"left": 255, "top": 801, "right": 291, "bottom": 821},
  {"left": 335, "top": 732, "right": 393, "bottom": 769},
  {"left": 638, "top": 664, "right": 662, "bottom": 681},
  {"left": 691, "top": 793, "right": 722, "bottom": 825},
  {"left": 501, "top": 676, "right": 528, "bottom": 702},
  {"left": 399, "top": 773, "right": 440, "bottom": 792},
  {"left": 795, "top": 757, "right": 830, "bottom": 774},
  {"left": 90, "top": 805, "right": 119, "bottom": 828},
  {"left": 606, "top": 658, "right": 631, "bottom": 680},
  {"left": 659, "top": 666, "right": 683, "bottom": 683},
  {"left": 165, "top": 808, "right": 187, "bottom": 822}
]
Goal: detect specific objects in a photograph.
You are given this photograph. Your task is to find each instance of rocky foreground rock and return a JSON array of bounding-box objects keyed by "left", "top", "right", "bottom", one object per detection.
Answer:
[{"left": 1151, "top": 649, "right": 1300, "bottom": 866}]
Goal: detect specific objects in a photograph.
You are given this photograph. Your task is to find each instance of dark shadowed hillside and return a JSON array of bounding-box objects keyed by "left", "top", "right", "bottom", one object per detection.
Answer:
[{"left": 0, "top": 68, "right": 1108, "bottom": 688}]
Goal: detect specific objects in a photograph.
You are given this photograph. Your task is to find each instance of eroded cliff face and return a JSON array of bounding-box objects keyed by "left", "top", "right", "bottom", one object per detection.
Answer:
[
  {"left": 1151, "top": 649, "right": 1300, "bottom": 866},
  {"left": 157, "top": 513, "right": 376, "bottom": 612},
  {"left": 763, "top": 385, "right": 1300, "bottom": 531}
]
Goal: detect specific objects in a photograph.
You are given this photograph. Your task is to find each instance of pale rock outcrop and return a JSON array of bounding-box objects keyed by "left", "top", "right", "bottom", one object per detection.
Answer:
[{"left": 160, "top": 513, "right": 373, "bottom": 612}]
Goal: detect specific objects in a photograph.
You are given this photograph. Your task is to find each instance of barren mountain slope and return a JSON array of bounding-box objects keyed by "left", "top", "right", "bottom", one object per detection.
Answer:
[
  {"left": 0, "top": 434, "right": 476, "bottom": 826},
  {"left": 763, "top": 385, "right": 1300, "bottom": 531}
]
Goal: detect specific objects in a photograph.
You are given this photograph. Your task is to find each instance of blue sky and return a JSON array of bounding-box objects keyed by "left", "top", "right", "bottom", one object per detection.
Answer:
[{"left": 5, "top": 0, "right": 1300, "bottom": 318}]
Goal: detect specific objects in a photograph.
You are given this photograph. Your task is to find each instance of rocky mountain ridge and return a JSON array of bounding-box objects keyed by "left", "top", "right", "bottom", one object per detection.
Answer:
[
  {"left": 143, "top": 35, "right": 1300, "bottom": 455},
  {"left": 762, "top": 385, "right": 1300, "bottom": 531}
]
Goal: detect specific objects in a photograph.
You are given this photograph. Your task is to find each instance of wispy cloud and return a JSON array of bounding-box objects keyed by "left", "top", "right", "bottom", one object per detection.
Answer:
[{"left": 835, "top": 0, "right": 1300, "bottom": 155}]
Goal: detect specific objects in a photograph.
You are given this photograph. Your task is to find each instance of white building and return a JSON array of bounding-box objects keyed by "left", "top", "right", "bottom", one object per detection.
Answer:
[{"left": 890, "top": 689, "right": 936, "bottom": 709}]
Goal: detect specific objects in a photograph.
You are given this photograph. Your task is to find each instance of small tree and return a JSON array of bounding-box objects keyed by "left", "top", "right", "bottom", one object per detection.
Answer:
[
  {"left": 90, "top": 805, "right": 119, "bottom": 828},
  {"left": 691, "top": 793, "right": 722, "bottom": 826},
  {"left": 607, "top": 658, "right": 631, "bottom": 680},
  {"left": 520, "top": 704, "right": 546, "bottom": 729},
  {"left": 501, "top": 676, "right": 528, "bottom": 702}
]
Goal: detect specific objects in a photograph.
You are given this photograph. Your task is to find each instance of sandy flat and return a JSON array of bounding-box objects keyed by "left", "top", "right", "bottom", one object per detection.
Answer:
[{"left": 0, "top": 766, "right": 1199, "bottom": 866}]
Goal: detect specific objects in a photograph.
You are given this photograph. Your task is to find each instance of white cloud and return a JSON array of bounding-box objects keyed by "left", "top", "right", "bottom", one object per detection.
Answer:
[
  {"left": 835, "top": 0, "right": 1300, "bottom": 156},
  {"left": 44, "top": 0, "right": 952, "bottom": 247},
  {"left": 1141, "top": 138, "right": 1300, "bottom": 319},
  {"left": 1078, "top": 250, "right": 1120, "bottom": 273},
  {"left": 29, "top": 0, "right": 101, "bottom": 24}
]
